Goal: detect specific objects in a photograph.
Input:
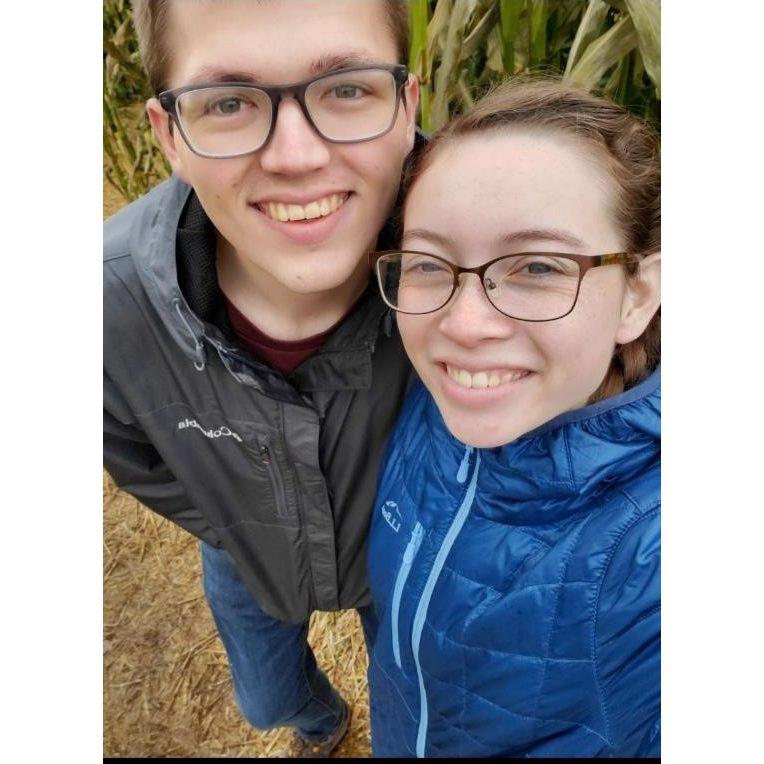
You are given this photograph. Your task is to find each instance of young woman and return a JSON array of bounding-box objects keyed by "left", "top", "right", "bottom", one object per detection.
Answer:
[{"left": 367, "top": 79, "right": 661, "bottom": 758}]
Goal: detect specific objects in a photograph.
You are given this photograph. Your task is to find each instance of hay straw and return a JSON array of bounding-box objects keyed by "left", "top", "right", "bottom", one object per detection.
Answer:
[{"left": 103, "top": 471, "right": 373, "bottom": 757}]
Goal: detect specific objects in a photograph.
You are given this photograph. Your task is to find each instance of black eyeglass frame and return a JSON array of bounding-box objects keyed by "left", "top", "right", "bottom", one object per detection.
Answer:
[
  {"left": 158, "top": 64, "right": 410, "bottom": 159},
  {"left": 369, "top": 249, "right": 643, "bottom": 322}
]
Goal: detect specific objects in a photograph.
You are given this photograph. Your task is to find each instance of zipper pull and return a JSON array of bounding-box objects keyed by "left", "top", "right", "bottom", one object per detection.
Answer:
[
  {"left": 456, "top": 445, "right": 473, "bottom": 484},
  {"left": 403, "top": 524, "right": 424, "bottom": 563},
  {"left": 259, "top": 444, "right": 270, "bottom": 464}
]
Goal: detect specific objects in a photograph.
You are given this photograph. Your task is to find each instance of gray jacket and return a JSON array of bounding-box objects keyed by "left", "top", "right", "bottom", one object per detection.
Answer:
[{"left": 103, "top": 175, "right": 413, "bottom": 623}]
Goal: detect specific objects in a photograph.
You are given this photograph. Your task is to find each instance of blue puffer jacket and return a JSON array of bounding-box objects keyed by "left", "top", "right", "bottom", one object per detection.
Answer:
[{"left": 367, "top": 368, "right": 660, "bottom": 758}]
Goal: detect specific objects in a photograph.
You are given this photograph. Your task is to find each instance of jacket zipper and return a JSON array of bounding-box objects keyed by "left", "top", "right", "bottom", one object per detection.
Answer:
[
  {"left": 255, "top": 438, "right": 290, "bottom": 520},
  {"left": 411, "top": 447, "right": 480, "bottom": 758},
  {"left": 391, "top": 522, "right": 425, "bottom": 669}
]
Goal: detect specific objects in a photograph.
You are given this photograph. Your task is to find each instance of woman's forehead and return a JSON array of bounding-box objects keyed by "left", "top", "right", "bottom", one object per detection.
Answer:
[{"left": 403, "top": 131, "right": 621, "bottom": 253}]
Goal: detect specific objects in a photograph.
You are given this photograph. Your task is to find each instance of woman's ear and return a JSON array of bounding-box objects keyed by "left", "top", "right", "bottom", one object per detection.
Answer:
[
  {"left": 615, "top": 252, "right": 661, "bottom": 344},
  {"left": 145, "top": 97, "right": 190, "bottom": 183}
]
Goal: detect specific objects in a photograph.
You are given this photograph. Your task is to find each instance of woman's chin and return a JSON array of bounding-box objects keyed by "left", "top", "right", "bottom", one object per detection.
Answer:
[{"left": 443, "top": 416, "right": 524, "bottom": 450}]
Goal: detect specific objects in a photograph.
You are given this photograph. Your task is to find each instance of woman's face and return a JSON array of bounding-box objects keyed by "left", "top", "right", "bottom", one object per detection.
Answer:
[{"left": 398, "top": 130, "right": 658, "bottom": 448}]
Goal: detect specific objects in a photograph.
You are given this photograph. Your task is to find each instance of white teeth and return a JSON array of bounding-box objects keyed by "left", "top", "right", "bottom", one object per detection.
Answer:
[
  {"left": 261, "top": 193, "right": 347, "bottom": 222},
  {"left": 446, "top": 365, "right": 529, "bottom": 390},
  {"left": 457, "top": 369, "right": 473, "bottom": 388},
  {"left": 286, "top": 203, "right": 306, "bottom": 221},
  {"left": 304, "top": 201, "right": 321, "bottom": 219}
]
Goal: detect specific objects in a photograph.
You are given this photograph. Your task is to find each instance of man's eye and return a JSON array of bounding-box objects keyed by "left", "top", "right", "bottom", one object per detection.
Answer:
[
  {"left": 331, "top": 84, "right": 364, "bottom": 99},
  {"left": 213, "top": 97, "right": 244, "bottom": 115}
]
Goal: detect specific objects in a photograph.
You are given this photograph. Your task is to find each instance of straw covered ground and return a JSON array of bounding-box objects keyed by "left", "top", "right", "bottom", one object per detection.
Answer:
[{"left": 103, "top": 185, "right": 371, "bottom": 758}]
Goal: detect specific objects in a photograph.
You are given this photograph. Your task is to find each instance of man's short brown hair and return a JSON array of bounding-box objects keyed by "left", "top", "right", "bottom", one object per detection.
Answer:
[{"left": 132, "top": 0, "right": 409, "bottom": 95}]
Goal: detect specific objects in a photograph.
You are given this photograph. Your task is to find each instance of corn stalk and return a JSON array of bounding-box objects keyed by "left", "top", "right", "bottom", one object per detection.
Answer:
[
  {"left": 103, "top": 0, "right": 169, "bottom": 202},
  {"left": 406, "top": 0, "right": 660, "bottom": 133}
]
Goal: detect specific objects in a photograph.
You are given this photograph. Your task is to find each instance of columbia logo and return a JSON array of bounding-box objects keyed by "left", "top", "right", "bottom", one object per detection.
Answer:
[{"left": 177, "top": 418, "right": 243, "bottom": 442}]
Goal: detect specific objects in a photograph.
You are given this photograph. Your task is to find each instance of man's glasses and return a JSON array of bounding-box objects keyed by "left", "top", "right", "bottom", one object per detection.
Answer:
[
  {"left": 158, "top": 65, "right": 410, "bottom": 159},
  {"left": 370, "top": 250, "right": 642, "bottom": 322}
]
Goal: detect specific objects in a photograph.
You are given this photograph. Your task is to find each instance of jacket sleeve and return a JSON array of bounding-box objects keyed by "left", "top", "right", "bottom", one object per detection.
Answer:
[
  {"left": 103, "top": 371, "right": 222, "bottom": 547},
  {"left": 595, "top": 507, "right": 661, "bottom": 757}
]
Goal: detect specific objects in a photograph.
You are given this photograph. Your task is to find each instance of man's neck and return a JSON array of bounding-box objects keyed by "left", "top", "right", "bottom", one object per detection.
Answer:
[{"left": 216, "top": 237, "right": 370, "bottom": 341}]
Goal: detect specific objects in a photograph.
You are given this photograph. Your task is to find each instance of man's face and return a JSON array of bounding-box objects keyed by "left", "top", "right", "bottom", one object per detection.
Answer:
[{"left": 148, "top": 0, "right": 418, "bottom": 298}]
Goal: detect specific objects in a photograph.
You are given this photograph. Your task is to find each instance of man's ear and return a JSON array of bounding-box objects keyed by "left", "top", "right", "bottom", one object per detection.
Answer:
[
  {"left": 402, "top": 74, "right": 420, "bottom": 151},
  {"left": 146, "top": 97, "right": 189, "bottom": 182},
  {"left": 615, "top": 252, "right": 661, "bottom": 344}
]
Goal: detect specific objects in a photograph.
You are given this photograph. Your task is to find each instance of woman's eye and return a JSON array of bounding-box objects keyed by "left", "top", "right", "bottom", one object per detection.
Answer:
[
  {"left": 418, "top": 261, "right": 446, "bottom": 272},
  {"left": 409, "top": 260, "right": 447, "bottom": 274},
  {"left": 509, "top": 258, "right": 568, "bottom": 276}
]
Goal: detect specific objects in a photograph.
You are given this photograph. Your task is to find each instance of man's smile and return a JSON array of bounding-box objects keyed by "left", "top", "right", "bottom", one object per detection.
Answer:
[{"left": 256, "top": 192, "right": 349, "bottom": 222}]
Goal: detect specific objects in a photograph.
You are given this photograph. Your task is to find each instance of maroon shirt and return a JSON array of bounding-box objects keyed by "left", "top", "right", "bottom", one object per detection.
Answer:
[{"left": 224, "top": 294, "right": 343, "bottom": 377}]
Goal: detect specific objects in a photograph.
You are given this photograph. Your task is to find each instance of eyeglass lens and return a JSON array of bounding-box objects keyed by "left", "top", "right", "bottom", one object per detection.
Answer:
[
  {"left": 174, "top": 68, "right": 400, "bottom": 157},
  {"left": 376, "top": 252, "right": 583, "bottom": 321}
]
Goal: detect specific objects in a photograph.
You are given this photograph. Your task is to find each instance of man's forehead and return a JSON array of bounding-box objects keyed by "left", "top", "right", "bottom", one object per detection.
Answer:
[{"left": 164, "top": 0, "right": 397, "bottom": 88}]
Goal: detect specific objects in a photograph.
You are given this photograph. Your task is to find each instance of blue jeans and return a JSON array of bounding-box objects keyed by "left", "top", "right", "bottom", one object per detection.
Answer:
[{"left": 201, "top": 541, "right": 378, "bottom": 739}]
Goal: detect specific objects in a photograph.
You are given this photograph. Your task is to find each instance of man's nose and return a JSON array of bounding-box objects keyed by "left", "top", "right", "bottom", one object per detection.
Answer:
[
  {"left": 437, "top": 274, "right": 516, "bottom": 347},
  {"left": 258, "top": 97, "right": 331, "bottom": 175}
]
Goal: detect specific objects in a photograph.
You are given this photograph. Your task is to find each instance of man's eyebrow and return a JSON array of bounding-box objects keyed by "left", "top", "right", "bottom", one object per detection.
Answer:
[
  {"left": 401, "top": 227, "right": 586, "bottom": 250},
  {"left": 182, "top": 54, "right": 382, "bottom": 87},
  {"left": 309, "top": 52, "right": 383, "bottom": 75},
  {"left": 185, "top": 68, "right": 261, "bottom": 86}
]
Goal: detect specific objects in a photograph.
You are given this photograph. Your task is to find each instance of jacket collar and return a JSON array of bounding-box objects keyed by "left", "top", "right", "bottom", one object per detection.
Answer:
[
  {"left": 421, "top": 367, "right": 660, "bottom": 514},
  {"left": 128, "top": 175, "right": 396, "bottom": 392}
]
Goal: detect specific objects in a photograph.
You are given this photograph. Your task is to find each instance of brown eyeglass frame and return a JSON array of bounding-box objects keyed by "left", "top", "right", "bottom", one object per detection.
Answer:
[{"left": 369, "top": 249, "right": 643, "bottom": 322}]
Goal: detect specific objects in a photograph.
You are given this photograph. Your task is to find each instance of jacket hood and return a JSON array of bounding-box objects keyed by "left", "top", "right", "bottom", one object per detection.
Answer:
[
  {"left": 417, "top": 367, "right": 660, "bottom": 524},
  {"left": 127, "top": 176, "right": 206, "bottom": 366}
]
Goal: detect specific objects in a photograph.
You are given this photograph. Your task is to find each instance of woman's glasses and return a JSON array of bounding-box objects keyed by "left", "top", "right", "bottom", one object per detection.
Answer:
[{"left": 370, "top": 250, "right": 641, "bottom": 322}]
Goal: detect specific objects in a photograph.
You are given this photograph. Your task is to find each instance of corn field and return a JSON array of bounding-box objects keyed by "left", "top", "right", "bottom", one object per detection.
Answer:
[{"left": 103, "top": 0, "right": 660, "bottom": 203}]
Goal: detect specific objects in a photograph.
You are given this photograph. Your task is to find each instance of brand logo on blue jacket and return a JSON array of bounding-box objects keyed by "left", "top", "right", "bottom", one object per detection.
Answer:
[{"left": 381, "top": 500, "right": 401, "bottom": 533}]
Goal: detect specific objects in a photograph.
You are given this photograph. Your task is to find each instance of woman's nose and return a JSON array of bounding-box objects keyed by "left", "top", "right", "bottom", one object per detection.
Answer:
[{"left": 436, "top": 274, "right": 517, "bottom": 346}]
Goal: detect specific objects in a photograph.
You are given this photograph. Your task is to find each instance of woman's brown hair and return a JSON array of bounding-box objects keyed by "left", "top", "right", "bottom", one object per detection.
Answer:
[{"left": 402, "top": 76, "right": 661, "bottom": 402}]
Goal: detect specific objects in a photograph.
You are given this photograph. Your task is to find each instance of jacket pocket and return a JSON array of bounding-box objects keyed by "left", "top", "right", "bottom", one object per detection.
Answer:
[
  {"left": 246, "top": 437, "right": 290, "bottom": 521},
  {"left": 391, "top": 521, "right": 425, "bottom": 669}
]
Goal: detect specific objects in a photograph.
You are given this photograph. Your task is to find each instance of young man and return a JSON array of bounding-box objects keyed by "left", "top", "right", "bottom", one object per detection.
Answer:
[{"left": 103, "top": 0, "right": 419, "bottom": 755}]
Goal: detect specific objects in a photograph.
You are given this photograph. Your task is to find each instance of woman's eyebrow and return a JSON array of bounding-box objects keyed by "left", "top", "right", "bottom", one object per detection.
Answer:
[
  {"left": 401, "top": 228, "right": 453, "bottom": 248},
  {"left": 402, "top": 227, "right": 585, "bottom": 249},
  {"left": 501, "top": 228, "right": 585, "bottom": 248}
]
